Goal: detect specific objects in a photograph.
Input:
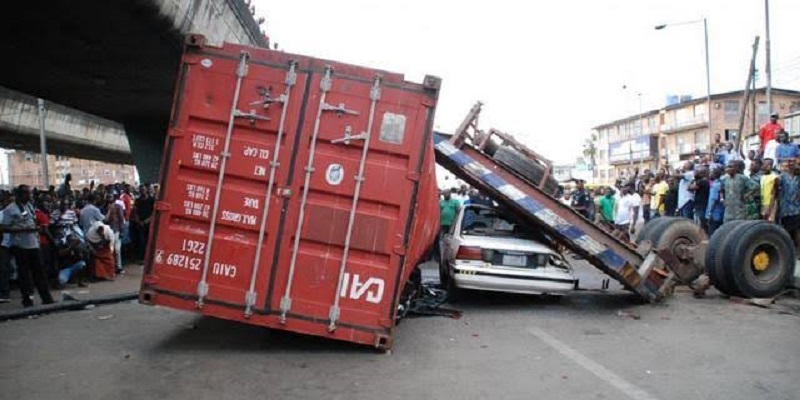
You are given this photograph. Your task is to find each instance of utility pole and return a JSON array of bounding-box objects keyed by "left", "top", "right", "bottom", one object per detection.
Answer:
[
  {"left": 703, "top": 18, "right": 712, "bottom": 147},
  {"left": 737, "top": 36, "right": 760, "bottom": 152},
  {"left": 764, "top": 0, "right": 773, "bottom": 114},
  {"left": 37, "top": 98, "right": 50, "bottom": 188}
]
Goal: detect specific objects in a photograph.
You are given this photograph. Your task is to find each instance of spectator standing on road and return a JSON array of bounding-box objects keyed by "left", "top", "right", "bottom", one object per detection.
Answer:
[
  {"left": 435, "top": 191, "right": 460, "bottom": 261},
  {"left": 106, "top": 194, "right": 125, "bottom": 273},
  {"left": 677, "top": 161, "right": 695, "bottom": 219},
  {"left": 722, "top": 160, "right": 759, "bottom": 223},
  {"left": 452, "top": 185, "right": 469, "bottom": 205},
  {"left": 131, "top": 185, "right": 155, "bottom": 262},
  {"left": 51, "top": 199, "right": 78, "bottom": 227},
  {"left": 599, "top": 188, "right": 616, "bottom": 228},
  {"left": 34, "top": 194, "right": 56, "bottom": 286},
  {"left": 690, "top": 167, "right": 710, "bottom": 231},
  {"left": 665, "top": 176, "right": 679, "bottom": 217},
  {"left": 743, "top": 150, "right": 756, "bottom": 177},
  {"left": 759, "top": 112, "right": 783, "bottom": 153},
  {"left": 774, "top": 130, "right": 799, "bottom": 165},
  {"left": 570, "top": 180, "right": 591, "bottom": 219},
  {"left": 719, "top": 142, "right": 742, "bottom": 166},
  {"left": 772, "top": 160, "right": 800, "bottom": 248},
  {"left": 706, "top": 167, "right": 725, "bottom": 235},
  {"left": 1, "top": 185, "right": 54, "bottom": 307},
  {"left": 760, "top": 159, "right": 779, "bottom": 221},
  {"left": 641, "top": 176, "right": 652, "bottom": 223},
  {"left": 651, "top": 174, "right": 669, "bottom": 218},
  {"left": 0, "top": 194, "right": 13, "bottom": 303},
  {"left": 79, "top": 194, "right": 105, "bottom": 234},
  {"left": 614, "top": 185, "right": 641, "bottom": 241},
  {"left": 56, "top": 173, "right": 72, "bottom": 199}
]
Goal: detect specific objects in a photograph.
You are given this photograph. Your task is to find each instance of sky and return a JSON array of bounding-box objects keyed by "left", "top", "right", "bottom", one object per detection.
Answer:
[{"left": 254, "top": 0, "right": 800, "bottom": 164}]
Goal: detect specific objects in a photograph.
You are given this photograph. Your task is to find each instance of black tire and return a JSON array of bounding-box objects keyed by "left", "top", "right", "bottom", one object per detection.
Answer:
[
  {"left": 493, "top": 146, "right": 559, "bottom": 196},
  {"left": 649, "top": 218, "right": 707, "bottom": 283},
  {"left": 636, "top": 217, "right": 674, "bottom": 245},
  {"left": 705, "top": 220, "right": 753, "bottom": 295},
  {"left": 720, "top": 221, "right": 795, "bottom": 298}
]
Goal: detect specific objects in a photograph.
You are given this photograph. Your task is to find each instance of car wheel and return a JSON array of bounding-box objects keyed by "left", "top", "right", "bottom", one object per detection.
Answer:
[
  {"left": 492, "top": 146, "right": 559, "bottom": 196},
  {"left": 720, "top": 221, "right": 795, "bottom": 298},
  {"left": 649, "top": 218, "right": 707, "bottom": 283},
  {"left": 705, "top": 220, "right": 753, "bottom": 295}
]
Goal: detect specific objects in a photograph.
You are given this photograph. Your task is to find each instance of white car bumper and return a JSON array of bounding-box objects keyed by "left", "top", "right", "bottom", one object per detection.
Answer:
[{"left": 452, "top": 266, "right": 576, "bottom": 295}]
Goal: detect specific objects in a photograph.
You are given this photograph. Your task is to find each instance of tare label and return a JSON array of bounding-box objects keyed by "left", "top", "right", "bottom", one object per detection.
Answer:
[{"left": 339, "top": 273, "right": 384, "bottom": 304}]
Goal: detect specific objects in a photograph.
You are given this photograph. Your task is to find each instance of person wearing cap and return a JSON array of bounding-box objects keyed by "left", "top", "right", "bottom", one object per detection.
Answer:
[{"left": 759, "top": 112, "right": 783, "bottom": 153}]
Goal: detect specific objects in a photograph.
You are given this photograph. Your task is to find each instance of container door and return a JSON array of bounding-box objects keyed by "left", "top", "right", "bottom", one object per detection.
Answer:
[
  {"left": 147, "top": 50, "right": 307, "bottom": 314},
  {"left": 267, "top": 66, "right": 429, "bottom": 333}
]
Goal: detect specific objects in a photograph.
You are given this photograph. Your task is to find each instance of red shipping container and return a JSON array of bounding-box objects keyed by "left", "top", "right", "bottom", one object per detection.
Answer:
[{"left": 140, "top": 36, "right": 441, "bottom": 349}]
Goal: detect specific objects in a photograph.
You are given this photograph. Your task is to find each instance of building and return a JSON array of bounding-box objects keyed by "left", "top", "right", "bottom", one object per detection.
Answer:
[
  {"left": 6, "top": 150, "right": 138, "bottom": 189},
  {"left": 553, "top": 158, "right": 593, "bottom": 183},
  {"left": 592, "top": 88, "right": 800, "bottom": 185}
]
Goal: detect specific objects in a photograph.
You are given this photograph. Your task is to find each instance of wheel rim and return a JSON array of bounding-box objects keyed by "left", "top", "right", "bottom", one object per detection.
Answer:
[{"left": 747, "top": 243, "right": 781, "bottom": 283}]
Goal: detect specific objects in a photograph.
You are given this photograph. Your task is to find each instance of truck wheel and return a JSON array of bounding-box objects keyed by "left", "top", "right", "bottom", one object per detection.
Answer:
[
  {"left": 635, "top": 217, "right": 674, "bottom": 245},
  {"left": 705, "top": 220, "right": 753, "bottom": 295},
  {"left": 721, "top": 222, "right": 795, "bottom": 298},
  {"left": 649, "top": 218, "right": 707, "bottom": 283},
  {"left": 493, "top": 146, "right": 559, "bottom": 196}
]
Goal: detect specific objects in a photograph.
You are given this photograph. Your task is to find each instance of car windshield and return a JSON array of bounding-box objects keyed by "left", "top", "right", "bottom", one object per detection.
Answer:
[{"left": 461, "top": 206, "right": 516, "bottom": 236}]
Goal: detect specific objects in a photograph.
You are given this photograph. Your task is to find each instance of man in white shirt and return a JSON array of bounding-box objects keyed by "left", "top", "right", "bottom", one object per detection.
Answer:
[
  {"left": 614, "top": 184, "right": 641, "bottom": 241},
  {"left": 763, "top": 139, "right": 779, "bottom": 163}
]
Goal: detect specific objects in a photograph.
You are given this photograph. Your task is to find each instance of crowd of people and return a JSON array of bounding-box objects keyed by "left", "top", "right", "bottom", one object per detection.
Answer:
[
  {"left": 0, "top": 173, "right": 157, "bottom": 307},
  {"left": 564, "top": 112, "right": 800, "bottom": 245}
]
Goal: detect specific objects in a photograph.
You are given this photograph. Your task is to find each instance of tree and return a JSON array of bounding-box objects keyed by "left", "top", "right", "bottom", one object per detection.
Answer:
[{"left": 583, "top": 133, "right": 598, "bottom": 182}]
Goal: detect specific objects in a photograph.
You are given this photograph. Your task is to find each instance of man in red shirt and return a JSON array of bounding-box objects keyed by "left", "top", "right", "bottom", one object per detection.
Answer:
[
  {"left": 34, "top": 194, "right": 55, "bottom": 283},
  {"left": 759, "top": 112, "right": 783, "bottom": 152}
]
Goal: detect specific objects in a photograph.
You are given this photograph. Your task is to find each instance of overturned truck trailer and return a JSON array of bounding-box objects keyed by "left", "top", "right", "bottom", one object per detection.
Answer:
[
  {"left": 140, "top": 36, "right": 441, "bottom": 349},
  {"left": 435, "top": 103, "right": 711, "bottom": 302}
]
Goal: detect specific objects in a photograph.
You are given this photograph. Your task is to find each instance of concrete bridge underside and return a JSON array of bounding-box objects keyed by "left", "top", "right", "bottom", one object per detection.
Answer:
[{"left": 0, "top": 0, "right": 266, "bottom": 183}]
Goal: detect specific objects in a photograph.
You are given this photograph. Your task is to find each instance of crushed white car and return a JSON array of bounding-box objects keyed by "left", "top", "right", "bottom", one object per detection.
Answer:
[{"left": 440, "top": 204, "right": 576, "bottom": 297}]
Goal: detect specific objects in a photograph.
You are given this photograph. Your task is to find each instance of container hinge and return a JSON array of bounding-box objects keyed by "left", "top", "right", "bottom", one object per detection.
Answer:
[
  {"left": 370, "top": 75, "right": 382, "bottom": 101},
  {"left": 320, "top": 66, "right": 333, "bottom": 91},
  {"left": 407, "top": 172, "right": 420, "bottom": 182},
  {"left": 285, "top": 61, "right": 298, "bottom": 85},
  {"left": 243, "top": 291, "right": 257, "bottom": 318},
  {"left": 237, "top": 52, "right": 250, "bottom": 77},
  {"left": 321, "top": 102, "right": 359, "bottom": 116},
  {"left": 328, "top": 305, "right": 341, "bottom": 332},
  {"left": 196, "top": 282, "right": 209, "bottom": 308},
  {"left": 393, "top": 245, "right": 407, "bottom": 256},
  {"left": 331, "top": 125, "right": 368, "bottom": 145},
  {"left": 279, "top": 296, "right": 292, "bottom": 323}
]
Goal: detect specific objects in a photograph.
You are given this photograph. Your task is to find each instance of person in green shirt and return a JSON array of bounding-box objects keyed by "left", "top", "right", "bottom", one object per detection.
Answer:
[
  {"left": 434, "top": 191, "right": 461, "bottom": 261},
  {"left": 439, "top": 191, "right": 461, "bottom": 230},
  {"left": 599, "top": 187, "right": 616, "bottom": 227}
]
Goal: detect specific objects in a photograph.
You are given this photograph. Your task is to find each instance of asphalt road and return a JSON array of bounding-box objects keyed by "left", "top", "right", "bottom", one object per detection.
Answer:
[{"left": 2, "top": 262, "right": 799, "bottom": 400}]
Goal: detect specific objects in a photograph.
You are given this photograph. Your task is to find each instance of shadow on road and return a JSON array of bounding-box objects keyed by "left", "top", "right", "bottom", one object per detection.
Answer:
[
  {"left": 150, "top": 316, "right": 380, "bottom": 355},
  {"left": 447, "top": 289, "right": 650, "bottom": 314}
]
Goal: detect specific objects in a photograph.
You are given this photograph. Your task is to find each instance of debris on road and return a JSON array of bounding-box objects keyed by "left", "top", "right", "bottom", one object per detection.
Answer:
[
  {"left": 97, "top": 314, "right": 114, "bottom": 320},
  {"left": 616, "top": 310, "right": 641, "bottom": 320}
]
